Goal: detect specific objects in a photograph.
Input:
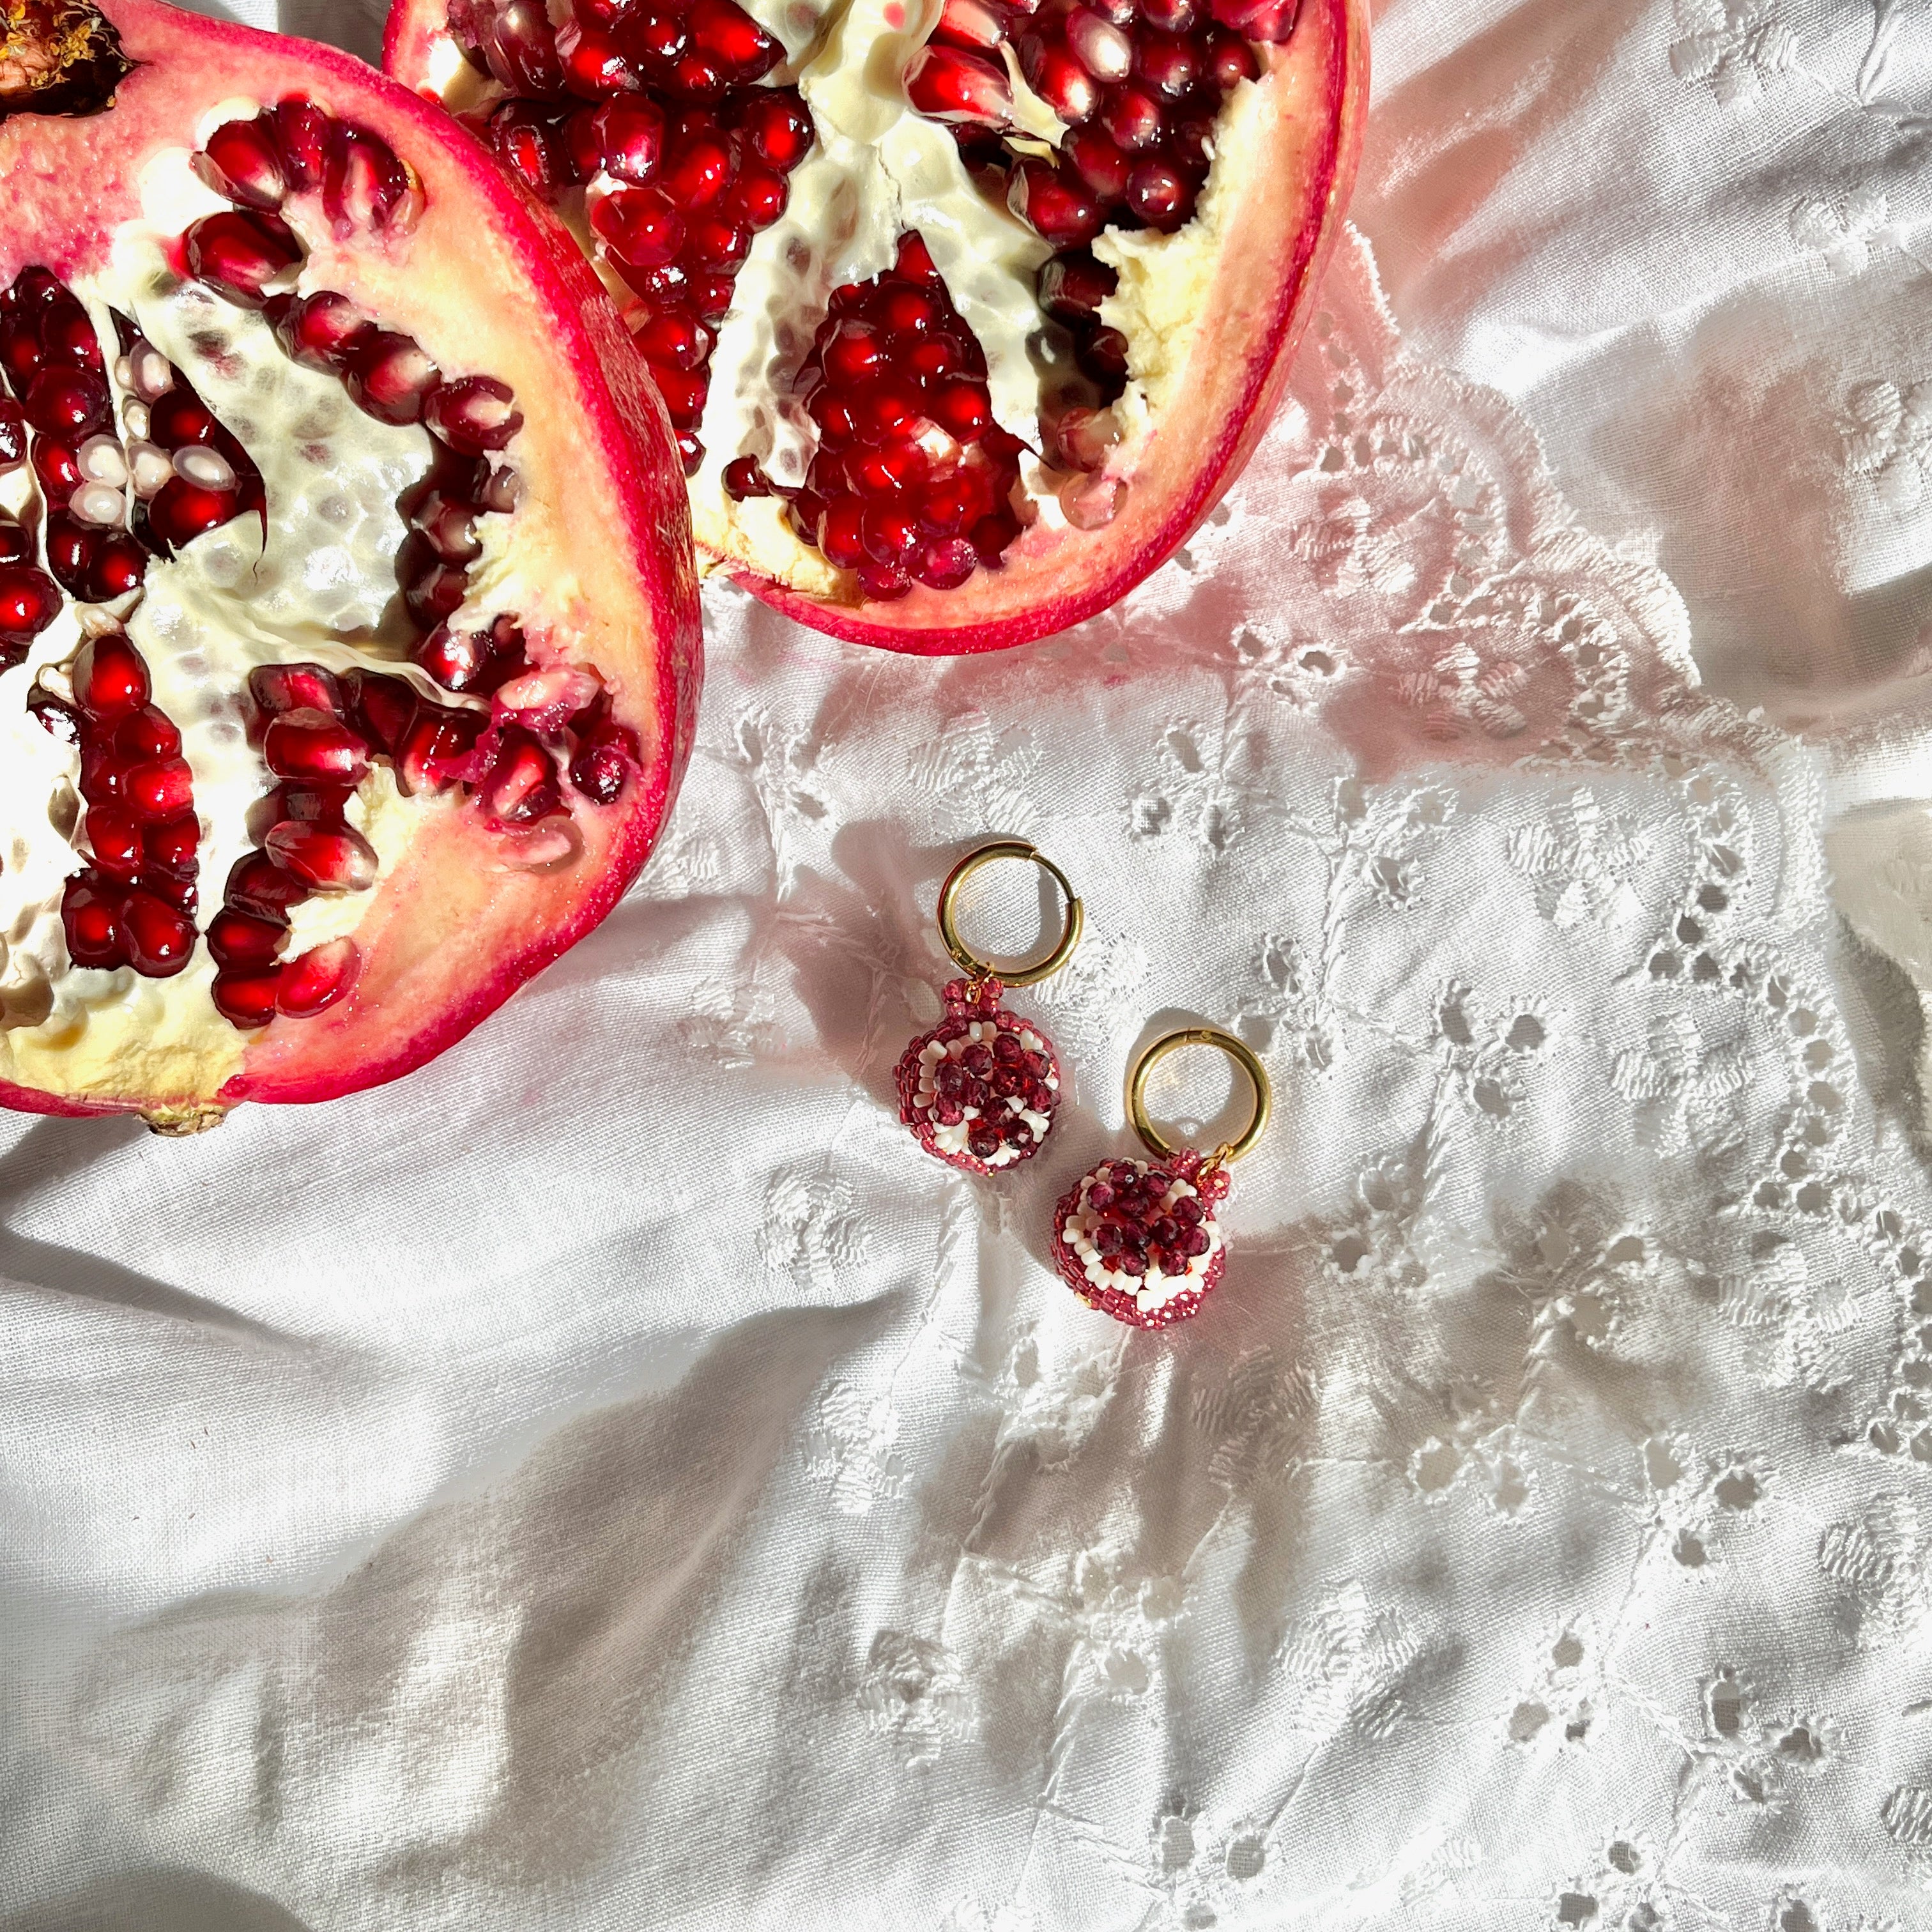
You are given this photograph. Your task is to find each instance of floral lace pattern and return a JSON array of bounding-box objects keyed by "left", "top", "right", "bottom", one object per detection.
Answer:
[{"left": 9, "top": 56, "right": 1932, "bottom": 1932}]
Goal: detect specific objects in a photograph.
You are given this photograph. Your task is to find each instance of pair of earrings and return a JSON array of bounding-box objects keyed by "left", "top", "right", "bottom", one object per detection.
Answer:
[{"left": 894, "top": 841, "right": 1272, "bottom": 1331}]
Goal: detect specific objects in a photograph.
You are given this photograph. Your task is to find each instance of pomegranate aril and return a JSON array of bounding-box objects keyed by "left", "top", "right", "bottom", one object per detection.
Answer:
[
  {"left": 146, "top": 813, "right": 201, "bottom": 878},
  {"left": 1133, "top": 30, "right": 1200, "bottom": 97},
  {"left": 560, "top": 24, "right": 641, "bottom": 98},
  {"left": 194, "top": 115, "right": 289, "bottom": 209},
  {"left": 721, "top": 456, "right": 768, "bottom": 498},
  {"left": 1038, "top": 249, "right": 1117, "bottom": 325},
  {"left": 61, "top": 878, "right": 126, "bottom": 970},
  {"left": 226, "top": 851, "right": 309, "bottom": 920},
  {"left": 733, "top": 87, "right": 814, "bottom": 169},
  {"left": 212, "top": 971, "right": 282, "bottom": 1029},
  {"left": 116, "top": 704, "right": 180, "bottom": 761},
  {"left": 147, "top": 478, "right": 240, "bottom": 548},
  {"left": 401, "top": 539, "right": 471, "bottom": 629},
  {"left": 86, "top": 806, "right": 143, "bottom": 881},
  {"left": 396, "top": 710, "right": 475, "bottom": 794},
  {"left": 1208, "top": 0, "right": 1300, "bottom": 40},
  {"left": 0, "top": 401, "right": 24, "bottom": 469},
  {"left": 688, "top": 0, "right": 781, "bottom": 79},
  {"left": 121, "top": 889, "right": 197, "bottom": 977},
  {"left": 669, "top": 53, "right": 729, "bottom": 98},
  {"left": 1033, "top": 47, "right": 1100, "bottom": 122},
  {"left": 264, "top": 820, "right": 378, "bottom": 893},
  {"left": 723, "top": 166, "right": 789, "bottom": 229},
  {"left": 1126, "top": 157, "right": 1189, "bottom": 229},
  {"left": 592, "top": 187, "right": 685, "bottom": 268},
  {"left": 346, "top": 332, "right": 440, "bottom": 425},
  {"left": 856, "top": 560, "right": 912, "bottom": 600},
  {"left": 1099, "top": 82, "right": 1162, "bottom": 150},
  {"left": 1062, "top": 124, "right": 1130, "bottom": 201},
  {"left": 482, "top": 0, "right": 565, "bottom": 93},
  {"left": 24, "top": 366, "right": 109, "bottom": 438},
  {"left": 933, "top": 0, "right": 1008, "bottom": 50},
  {"left": 485, "top": 98, "right": 578, "bottom": 198},
  {"left": 682, "top": 213, "right": 750, "bottom": 269},
  {"left": 1204, "top": 26, "right": 1259, "bottom": 88},
  {"left": 250, "top": 661, "right": 343, "bottom": 716},
  {"left": 343, "top": 672, "right": 418, "bottom": 755},
  {"left": 32, "top": 441, "right": 80, "bottom": 505},
  {"left": 931, "top": 378, "right": 991, "bottom": 439},
  {"left": 409, "top": 488, "right": 482, "bottom": 562},
  {"left": 208, "top": 908, "right": 287, "bottom": 969},
  {"left": 1079, "top": 325, "right": 1130, "bottom": 384},
  {"left": 1008, "top": 160, "right": 1103, "bottom": 245},
  {"left": 273, "top": 96, "right": 330, "bottom": 188},
  {"left": 186, "top": 210, "right": 302, "bottom": 308},
  {"left": 39, "top": 302, "right": 101, "bottom": 371},
  {"left": 577, "top": 96, "right": 664, "bottom": 182},
  {"left": 660, "top": 134, "right": 735, "bottom": 209},
  {"left": 278, "top": 938, "right": 360, "bottom": 1018},
  {"left": 633, "top": 307, "right": 710, "bottom": 372},
  {"left": 424, "top": 375, "right": 523, "bottom": 455},
  {"left": 569, "top": 719, "right": 638, "bottom": 804},
  {"left": 146, "top": 389, "right": 216, "bottom": 447},
  {"left": 1067, "top": 8, "right": 1133, "bottom": 78},
  {"left": 907, "top": 45, "right": 1015, "bottom": 128},
  {"left": 0, "top": 565, "right": 59, "bottom": 644},
  {"left": 687, "top": 274, "right": 737, "bottom": 324},
  {"left": 483, "top": 732, "right": 561, "bottom": 823},
  {"left": 0, "top": 519, "right": 31, "bottom": 565},
  {"left": 270, "top": 290, "right": 375, "bottom": 372},
  {"left": 73, "top": 632, "right": 150, "bottom": 718},
  {"left": 620, "top": 9, "right": 689, "bottom": 66},
  {"left": 264, "top": 710, "right": 372, "bottom": 783},
  {"left": 123, "top": 758, "right": 194, "bottom": 823},
  {"left": 914, "top": 536, "right": 979, "bottom": 588}
]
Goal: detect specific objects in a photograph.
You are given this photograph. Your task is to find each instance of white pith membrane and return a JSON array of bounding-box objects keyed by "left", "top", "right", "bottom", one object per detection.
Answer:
[
  {"left": 906, "top": 1013, "right": 1056, "bottom": 1166},
  {"left": 418, "top": 0, "right": 1288, "bottom": 604},
  {"left": 0, "top": 115, "right": 618, "bottom": 1108},
  {"left": 1058, "top": 1156, "right": 1220, "bottom": 1317}
]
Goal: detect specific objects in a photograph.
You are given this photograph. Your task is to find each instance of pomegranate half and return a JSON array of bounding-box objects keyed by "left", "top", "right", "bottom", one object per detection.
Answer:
[
  {"left": 0, "top": 0, "right": 700, "bottom": 1131},
  {"left": 385, "top": 0, "right": 1367, "bottom": 652}
]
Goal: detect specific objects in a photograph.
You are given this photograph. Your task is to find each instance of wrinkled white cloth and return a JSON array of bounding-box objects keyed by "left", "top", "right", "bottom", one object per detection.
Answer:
[{"left": 8, "top": 4, "right": 1932, "bottom": 1929}]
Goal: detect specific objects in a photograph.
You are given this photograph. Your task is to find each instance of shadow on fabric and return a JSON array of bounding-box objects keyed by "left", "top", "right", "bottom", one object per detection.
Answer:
[{"left": 1, "top": 1869, "right": 312, "bottom": 1932}]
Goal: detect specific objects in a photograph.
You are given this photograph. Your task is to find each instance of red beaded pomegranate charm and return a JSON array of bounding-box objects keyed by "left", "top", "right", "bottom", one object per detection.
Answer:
[
  {"left": 1054, "top": 1025, "right": 1271, "bottom": 1330},
  {"left": 898, "top": 976, "right": 1063, "bottom": 1173},
  {"left": 1054, "top": 1150, "right": 1229, "bottom": 1328},
  {"left": 897, "top": 839, "right": 1082, "bottom": 1176}
]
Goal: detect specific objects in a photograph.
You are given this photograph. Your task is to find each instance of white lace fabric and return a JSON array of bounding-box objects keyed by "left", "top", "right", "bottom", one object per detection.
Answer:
[{"left": 6, "top": 4, "right": 1932, "bottom": 1929}]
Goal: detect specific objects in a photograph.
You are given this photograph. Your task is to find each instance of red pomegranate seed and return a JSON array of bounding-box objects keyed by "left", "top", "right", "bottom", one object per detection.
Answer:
[
  {"left": 815, "top": 498, "right": 866, "bottom": 569},
  {"left": 424, "top": 375, "right": 523, "bottom": 455},
  {"left": 569, "top": 719, "right": 636, "bottom": 804},
  {"left": 591, "top": 187, "right": 685, "bottom": 267},
  {"left": 0, "top": 519, "right": 27, "bottom": 567},
  {"left": 482, "top": 0, "right": 564, "bottom": 93},
  {"left": 45, "top": 516, "right": 95, "bottom": 592},
  {"left": 121, "top": 887, "right": 197, "bottom": 976},
  {"left": 687, "top": 273, "right": 737, "bottom": 323},
  {"left": 659, "top": 134, "right": 735, "bottom": 209},
  {"left": 61, "top": 877, "right": 125, "bottom": 970},
  {"left": 185, "top": 210, "right": 303, "bottom": 308},
  {"left": 733, "top": 88, "right": 814, "bottom": 169},
  {"left": 622, "top": 9, "right": 688, "bottom": 65},
  {"left": 148, "top": 479, "right": 240, "bottom": 547},
  {"left": 38, "top": 301, "right": 100, "bottom": 369},
  {"left": 0, "top": 565, "right": 58, "bottom": 643},
  {"left": 856, "top": 560, "right": 911, "bottom": 600},
  {"left": 116, "top": 704, "right": 180, "bottom": 761},
  {"left": 1067, "top": 8, "right": 1133, "bottom": 79},
  {"left": 86, "top": 805, "right": 142, "bottom": 880},
  {"left": 89, "top": 535, "right": 147, "bottom": 601},
  {"left": 32, "top": 441, "right": 80, "bottom": 505},
  {"left": 24, "top": 366, "right": 109, "bottom": 438},
  {"left": 123, "top": 758, "right": 194, "bottom": 822},
  {"left": 1038, "top": 249, "right": 1117, "bottom": 323},
  {"left": 1204, "top": 26, "right": 1260, "bottom": 88},
  {"left": 862, "top": 503, "right": 920, "bottom": 564},
  {"left": 933, "top": 0, "right": 1008, "bottom": 50},
  {"left": 1208, "top": 0, "right": 1300, "bottom": 40},
  {"left": 407, "top": 487, "right": 482, "bottom": 562},
  {"left": 346, "top": 332, "right": 440, "bottom": 425},
  {"left": 1133, "top": 30, "right": 1200, "bottom": 97},
  {"left": 906, "top": 45, "right": 1015, "bottom": 128},
  {"left": 687, "top": 0, "right": 781, "bottom": 79},
  {"left": 1126, "top": 157, "right": 1188, "bottom": 229},
  {"left": 1144, "top": 0, "right": 1197, "bottom": 27},
  {"left": 146, "top": 389, "right": 216, "bottom": 446},
  {"left": 0, "top": 400, "right": 23, "bottom": 469},
  {"left": 395, "top": 710, "right": 473, "bottom": 794},
  {"left": 273, "top": 96, "right": 330, "bottom": 189},
  {"left": 634, "top": 307, "right": 711, "bottom": 371},
  {"left": 669, "top": 53, "right": 729, "bottom": 98},
  {"left": 483, "top": 733, "right": 561, "bottom": 823},
  {"left": 931, "top": 378, "right": 992, "bottom": 439},
  {"left": 208, "top": 908, "right": 286, "bottom": 969},
  {"left": 341, "top": 671, "right": 417, "bottom": 755},
  {"left": 480, "top": 464, "right": 523, "bottom": 514},
  {"left": 145, "top": 812, "right": 201, "bottom": 877},
  {"left": 823, "top": 321, "right": 885, "bottom": 387},
  {"left": 683, "top": 213, "right": 749, "bottom": 270},
  {"left": 1080, "top": 324, "right": 1130, "bottom": 384},
  {"left": 250, "top": 662, "right": 342, "bottom": 714},
  {"left": 485, "top": 99, "right": 576, "bottom": 199},
  {"left": 269, "top": 289, "right": 373, "bottom": 372},
  {"left": 576, "top": 96, "right": 664, "bottom": 183},
  {"left": 278, "top": 937, "right": 360, "bottom": 1018},
  {"left": 212, "top": 970, "right": 282, "bottom": 1029},
  {"left": 721, "top": 456, "right": 767, "bottom": 498},
  {"left": 73, "top": 632, "right": 150, "bottom": 718},
  {"left": 653, "top": 364, "right": 709, "bottom": 429},
  {"left": 1063, "top": 124, "right": 1130, "bottom": 201},
  {"left": 1099, "top": 83, "right": 1162, "bottom": 150},
  {"left": 264, "top": 820, "right": 378, "bottom": 893},
  {"left": 1008, "top": 160, "right": 1103, "bottom": 245},
  {"left": 264, "top": 710, "right": 372, "bottom": 783},
  {"left": 560, "top": 23, "right": 640, "bottom": 96},
  {"left": 915, "top": 536, "right": 979, "bottom": 589},
  {"left": 1032, "top": 47, "right": 1100, "bottom": 121},
  {"left": 401, "top": 544, "right": 471, "bottom": 629},
  {"left": 722, "top": 166, "right": 788, "bottom": 229},
  {"left": 194, "top": 115, "right": 289, "bottom": 209},
  {"left": 226, "top": 850, "right": 309, "bottom": 919}
]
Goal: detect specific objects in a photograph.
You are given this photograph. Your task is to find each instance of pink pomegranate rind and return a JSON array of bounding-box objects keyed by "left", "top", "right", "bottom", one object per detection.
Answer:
[
  {"left": 0, "top": 0, "right": 700, "bottom": 1129},
  {"left": 1052, "top": 1149, "right": 1230, "bottom": 1329},
  {"left": 383, "top": 0, "right": 1368, "bottom": 656},
  {"left": 894, "top": 976, "right": 1062, "bottom": 1173}
]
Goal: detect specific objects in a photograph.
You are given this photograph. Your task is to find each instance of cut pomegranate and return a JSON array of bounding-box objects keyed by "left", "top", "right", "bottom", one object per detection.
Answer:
[
  {"left": 387, "top": 0, "right": 1363, "bottom": 650},
  {"left": 0, "top": 0, "right": 698, "bottom": 1131}
]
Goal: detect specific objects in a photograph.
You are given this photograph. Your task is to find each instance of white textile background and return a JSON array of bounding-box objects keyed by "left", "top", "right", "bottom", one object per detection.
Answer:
[{"left": 11, "top": 3, "right": 1932, "bottom": 1929}]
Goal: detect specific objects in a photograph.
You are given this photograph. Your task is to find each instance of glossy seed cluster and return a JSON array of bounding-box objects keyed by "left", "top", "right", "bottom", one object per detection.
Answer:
[{"left": 448, "top": 0, "right": 817, "bottom": 477}]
